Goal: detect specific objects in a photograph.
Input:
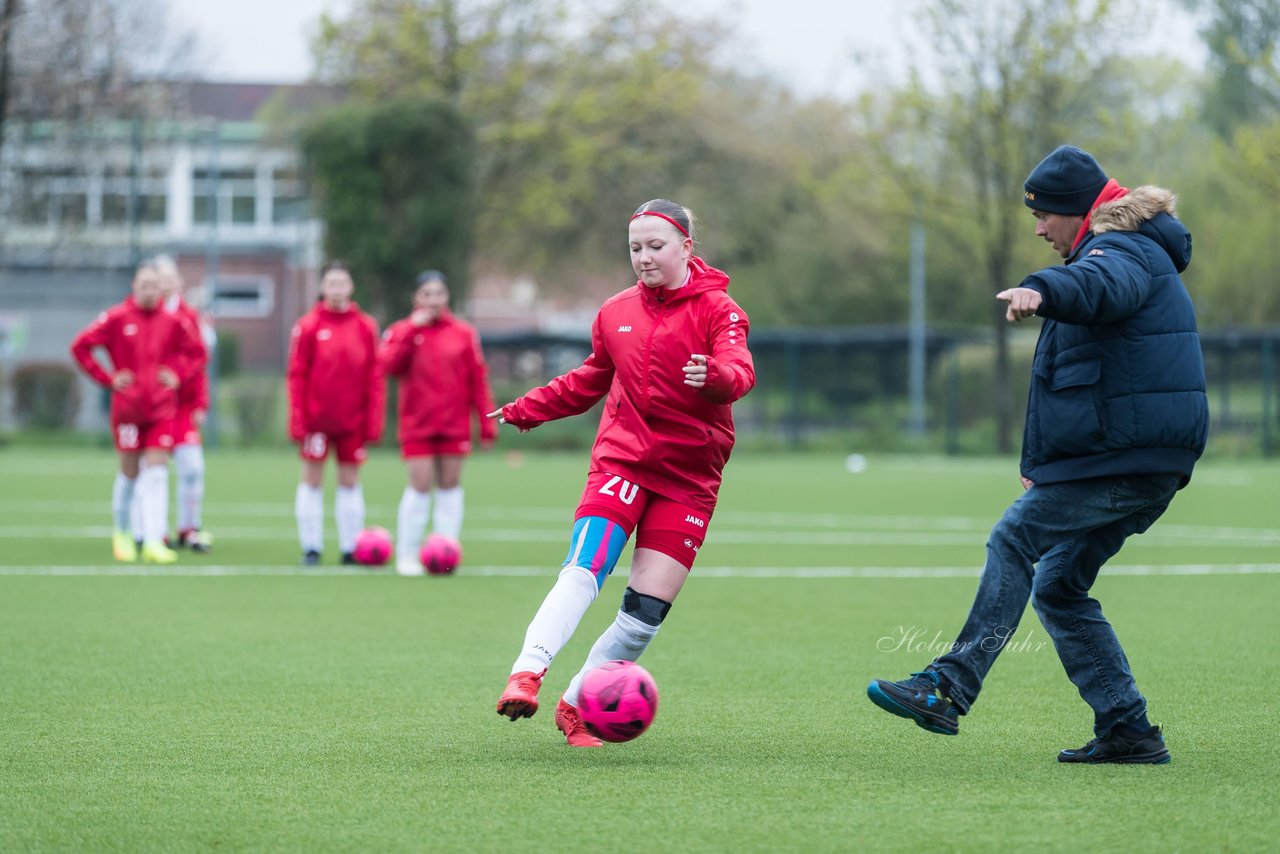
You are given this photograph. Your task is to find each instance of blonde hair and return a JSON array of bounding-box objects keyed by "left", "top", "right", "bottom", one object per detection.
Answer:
[{"left": 631, "top": 199, "right": 697, "bottom": 244}]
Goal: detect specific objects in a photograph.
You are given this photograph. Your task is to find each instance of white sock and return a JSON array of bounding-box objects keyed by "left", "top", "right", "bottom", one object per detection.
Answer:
[
  {"left": 174, "top": 444, "right": 205, "bottom": 531},
  {"left": 137, "top": 463, "right": 169, "bottom": 545},
  {"left": 563, "top": 611, "right": 660, "bottom": 706},
  {"left": 433, "top": 486, "right": 463, "bottom": 540},
  {"left": 295, "top": 483, "right": 324, "bottom": 553},
  {"left": 511, "top": 566, "right": 599, "bottom": 675},
  {"left": 112, "top": 473, "right": 137, "bottom": 533},
  {"left": 335, "top": 485, "right": 365, "bottom": 554},
  {"left": 396, "top": 487, "right": 431, "bottom": 560},
  {"left": 129, "top": 483, "right": 144, "bottom": 541}
]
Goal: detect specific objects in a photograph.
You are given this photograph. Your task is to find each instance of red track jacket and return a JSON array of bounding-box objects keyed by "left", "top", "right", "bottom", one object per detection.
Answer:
[
  {"left": 380, "top": 308, "right": 498, "bottom": 446},
  {"left": 501, "top": 257, "right": 755, "bottom": 514},
  {"left": 70, "top": 296, "right": 205, "bottom": 425},
  {"left": 167, "top": 297, "right": 210, "bottom": 413},
  {"left": 286, "top": 302, "right": 384, "bottom": 442}
]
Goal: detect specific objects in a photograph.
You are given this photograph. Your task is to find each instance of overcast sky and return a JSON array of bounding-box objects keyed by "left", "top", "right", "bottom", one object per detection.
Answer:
[
  {"left": 166, "top": 0, "right": 945, "bottom": 97},
  {"left": 165, "top": 0, "right": 1202, "bottom": 99}
]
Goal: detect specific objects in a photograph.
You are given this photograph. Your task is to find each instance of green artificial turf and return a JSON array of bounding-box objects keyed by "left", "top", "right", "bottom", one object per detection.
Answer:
[{"left": 2, "top": 447, "right": 1277, "bottom": 851}]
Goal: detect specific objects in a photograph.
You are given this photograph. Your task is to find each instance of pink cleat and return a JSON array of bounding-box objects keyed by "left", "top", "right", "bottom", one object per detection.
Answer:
[
  {"left": 555, "top": 698, "right": 604, "bottom": 748},
  {"left": 497, "top": 670, "right": 545, "bottom": 720}
]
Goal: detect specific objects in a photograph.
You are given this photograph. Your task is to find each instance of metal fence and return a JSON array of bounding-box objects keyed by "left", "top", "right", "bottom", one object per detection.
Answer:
[
  {"left": 479, "top": 327, "right": 1280, "bottom": 456},
  {"left": 5, "top": 323, "right": 1276, "bottom": 457}
]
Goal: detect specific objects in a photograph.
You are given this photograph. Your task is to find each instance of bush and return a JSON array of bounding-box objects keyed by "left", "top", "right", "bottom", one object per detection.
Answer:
[
  {"left": 227, "top": 376, "right": 280, "bottom": 447},
  {"left": 216, "top": 332, "right": 241, "bottom": 379},
  {"left": 932, "top": 340, "right": 1034, "bottom": 428},
  {"left": 12, "top": 362, "right": 81, "bottom": 430}
]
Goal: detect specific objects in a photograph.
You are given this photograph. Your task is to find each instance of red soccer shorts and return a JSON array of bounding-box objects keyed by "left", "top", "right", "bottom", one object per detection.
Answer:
[
  {"left": 401, "top": 437, "right": 471, "bottom": 458},
  {"left": 112, "top": 419, "right": 175, "bottom": 453},
  {"left": 574, "top": 471, "right": 710, "bottom": 570},
  {"left": 171, "top": 407, "right": 203, "bottom": 447},
  {"left": 299, "top": 431, "right": 367, "bottom": 464}
]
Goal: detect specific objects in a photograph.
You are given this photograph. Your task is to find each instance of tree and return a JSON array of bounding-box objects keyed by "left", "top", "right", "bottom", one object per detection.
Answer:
[
  {"left": 5, "top": 0, "right": 196, "bottom": 122},
  {"left": 898, "top": 0, "right": 1163, "bottom": 452},
  {"left": 0, "top": 0, "right": 198, "bottom": 256},
  {"left": 308, "top": 0, "right": 908, "bottom": 327},
  {"left": 299, "top": 96, "right": 475, "bottom": 320},
  {"left": 312, "top": 0, "right": 564, "bottom": 260},
  {"left": 0, "top": 0, "right": 17, "bottom": 157},
  {"left": 1181, "top": 0, "right": 1280, "bottom": 136},
  {"left": 1172, "top": 120, "right": 1280, "bottom": 326},
  {"left": 311, "top": 0, "right": 736, "bottom": 281}
]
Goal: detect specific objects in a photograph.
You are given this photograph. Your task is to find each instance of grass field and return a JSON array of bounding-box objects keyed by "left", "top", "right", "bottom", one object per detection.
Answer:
[{"left": 2, "top": 446, "right": 1278, "bottom": 852}]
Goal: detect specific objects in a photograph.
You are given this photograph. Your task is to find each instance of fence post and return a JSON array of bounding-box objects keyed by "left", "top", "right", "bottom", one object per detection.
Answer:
[
  {"left": 945, "top": 350, "right": 959, "bottom": 456},
  {"left": 1219, "top": 342, "right": 1232, "bottom": 431},
  {"left": 786, "top": 340, "right": 803, "bottom": 449},
  {"left": 1263, "top": 336, "right": 1274, "bottom": 456}
]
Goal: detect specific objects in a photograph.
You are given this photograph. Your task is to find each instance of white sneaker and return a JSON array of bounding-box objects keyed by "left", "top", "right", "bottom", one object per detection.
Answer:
[{"left": 395, "top": 556, "right": 424, "bottom": 577}]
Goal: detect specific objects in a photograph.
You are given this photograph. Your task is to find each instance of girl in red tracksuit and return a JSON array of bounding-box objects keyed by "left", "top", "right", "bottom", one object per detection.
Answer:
[
  {"left": 286, "top": 260, "right": 384, "bottom": 566},
  {"left": 379, "top": 271, "right": 497, "bottom": 575},
  {"left": 158, "top": 257, "right": 215, "bottom": 552},
  {"left": 70, "top": 260, "right": 205, "bottom": 564},
  {"left": 494, "top": 198, "right": 756, "bottom": 747}
]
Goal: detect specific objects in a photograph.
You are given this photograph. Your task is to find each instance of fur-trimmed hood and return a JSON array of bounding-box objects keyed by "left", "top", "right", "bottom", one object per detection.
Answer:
[
  {"left": 1090, "top": 186, "right": 1192, "bottom": 272},
  {"left": 1091, "top": 185, "right": 1176, "bottom": 232}
]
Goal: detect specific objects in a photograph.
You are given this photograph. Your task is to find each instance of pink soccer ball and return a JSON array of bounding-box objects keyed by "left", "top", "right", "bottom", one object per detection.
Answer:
[
  {"left": 419, "top": 533, "right": 462, "bottom": 575},
  {"left": 577, "top": 660, "right": 659, "bottom": 743},
  {"left": 352, "top": 526, "right": 392, "bottom": 566}
]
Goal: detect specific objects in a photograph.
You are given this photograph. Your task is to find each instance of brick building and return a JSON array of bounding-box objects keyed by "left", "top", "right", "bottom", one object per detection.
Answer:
[{"left": 0, "top": 81, "right": 339, "bottom": 430}]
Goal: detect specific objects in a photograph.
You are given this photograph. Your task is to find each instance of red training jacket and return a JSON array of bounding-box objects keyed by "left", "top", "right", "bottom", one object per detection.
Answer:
[
  {"left": 501, "top": 257, "right": 755, "bottom": 514},
  {"left": 70, "top": 295, "right": 205, "bottom": 425},
  {"left": 380, "top": 308, "right": 498, "bottom": 447},
  {"left": 166, "top": 295, "right": 211, "bottom": 413},
  {"left": 286, "top": 301, "right": 385, "bottom": 442}
]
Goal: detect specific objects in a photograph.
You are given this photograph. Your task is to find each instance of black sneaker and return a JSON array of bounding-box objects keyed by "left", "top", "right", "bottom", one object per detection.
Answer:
[
  {"left": 1058, "top": 725, "right": 1171, "bottom": 764},
  {"left": 340, "top": 552, "right": 357, "bottom": 566},
  {"left": 302, "top": 550, "right": 321, "bottom": 567},
  {"left": 179, "top": 529, "right": 214, "bottom": 554},
  {"left": 867, "top": 669, "right": 960, "bottom": 735}
]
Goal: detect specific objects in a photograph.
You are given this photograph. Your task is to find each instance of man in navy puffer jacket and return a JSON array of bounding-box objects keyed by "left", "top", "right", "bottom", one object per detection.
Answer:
[{"left": 867, "top": 145, "right": 1208, "bottom": 765}]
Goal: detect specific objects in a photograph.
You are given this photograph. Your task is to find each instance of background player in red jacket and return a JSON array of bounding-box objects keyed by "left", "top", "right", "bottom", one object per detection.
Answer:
[
  {"left": 286, "top": 261, "right": 385, "bottom": 566},
  {"left": 157, "top": 255, "right": 216, "bottom": 552},
  {"left": 379, "top": 270, "right": 498, "bottom": 576},
  {"left": 70, "top": 260, "right": 205, "bottom": 565},
  {"left": 493, "top": 199, "right": 756, "bottom": 746}
]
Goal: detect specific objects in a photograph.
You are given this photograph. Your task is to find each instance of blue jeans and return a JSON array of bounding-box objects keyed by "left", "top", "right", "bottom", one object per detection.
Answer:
[{"left": 933, "top": 473, "right": 1181, "bottom": 738}]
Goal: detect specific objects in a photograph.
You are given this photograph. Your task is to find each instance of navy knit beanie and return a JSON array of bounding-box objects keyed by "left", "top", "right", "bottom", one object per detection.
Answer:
[{"left": 1023, "top": 145, "right": 1109, "bottom": 216}]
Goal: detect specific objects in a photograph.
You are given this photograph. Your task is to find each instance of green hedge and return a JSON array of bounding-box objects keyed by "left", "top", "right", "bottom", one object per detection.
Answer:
[{"left": 12, "top": 362, "right": 81, "bottom": 430}]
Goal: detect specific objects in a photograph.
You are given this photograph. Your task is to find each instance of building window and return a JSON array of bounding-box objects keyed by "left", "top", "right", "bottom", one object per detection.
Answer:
[
  {"left": 101, "top": 166, "right": 169, "bottom": 225},
  {"left": 207, "top": 274, "right": 275, "bottom": 319},
  {"left": 231, "top": 195, "right": 256, "bottom": 225},
  {"left": 193, "top": 168, "right": 257, "bottom": 225},
  {"left": 12, "top": 172, "right": 52, "bottom": 224},
  {"left": 12, "top": 167, "right": 79, "bottom": 225},
  {"left": 140, "top": 195, "right": 168, "bottom": 224},
  {"left": 57, "top": 193, "right": 88, "bottom": 226},
  {"left": 272, "top": 168, "right": 309, "bottom": 223}
]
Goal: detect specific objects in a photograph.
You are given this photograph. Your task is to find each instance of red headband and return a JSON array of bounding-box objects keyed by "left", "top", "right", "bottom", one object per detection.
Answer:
[{"left": 630, "top": 210, "right": 689, "bottom": 237}]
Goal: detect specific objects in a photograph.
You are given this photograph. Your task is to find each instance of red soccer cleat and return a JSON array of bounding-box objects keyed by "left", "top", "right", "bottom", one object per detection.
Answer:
[
  {"left": 555, "top": 698, "right": 604, "bottom": 748},
  {"left": 496, "top": 670, "right": 545, "bottom": 720}
]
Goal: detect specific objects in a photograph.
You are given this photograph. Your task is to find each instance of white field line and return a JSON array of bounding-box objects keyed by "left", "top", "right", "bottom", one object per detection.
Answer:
[
  {"left": 2, "top": 454, "right": 1262, "bottom": 481},
  {"left": 2, "top": 523, "right": 1278, "bottom": 549},
  {"left": 1, "top": 564, "right": 1279, "bottom": 578},
  {"left": 0, "top": 499, "right": 993, "bottom": 530},
  {"left": 3, "top": 498, "right": 1278, "bottom": 545}
]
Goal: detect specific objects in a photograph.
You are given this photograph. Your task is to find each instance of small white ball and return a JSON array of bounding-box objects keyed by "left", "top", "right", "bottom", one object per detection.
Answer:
[{"left": 844, "top": 453, "right": 868, "bottom": 474}]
